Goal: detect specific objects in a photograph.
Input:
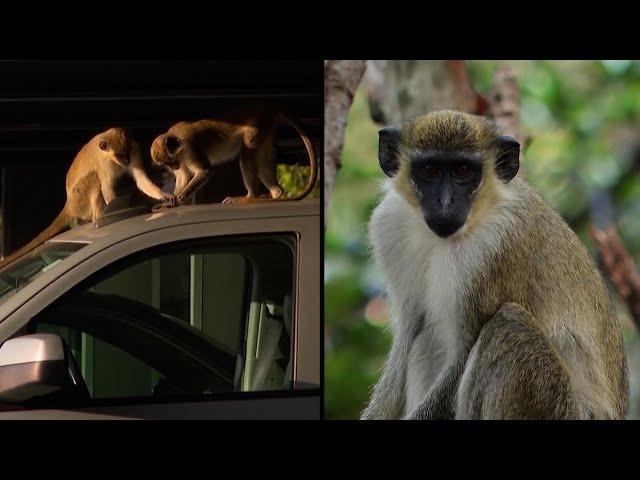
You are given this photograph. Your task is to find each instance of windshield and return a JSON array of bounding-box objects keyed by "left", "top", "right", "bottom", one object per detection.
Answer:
[{"left": 0, "top": 242, "right": 87, "bottom": 306}]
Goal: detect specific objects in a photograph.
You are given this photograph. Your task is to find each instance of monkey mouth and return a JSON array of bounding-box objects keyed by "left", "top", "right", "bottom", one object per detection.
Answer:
[
  {"left": 426, "top": 219, "right": 463, "bottom": 238},
  {"left": 116, "top": 156, "right": 130, "bottom": 167}
]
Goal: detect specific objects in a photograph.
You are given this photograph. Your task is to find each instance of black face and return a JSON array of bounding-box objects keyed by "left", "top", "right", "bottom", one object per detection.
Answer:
[
  {"left": 409, "top": 151, "right": 482, "bottom": 237},
  {"left": 164, "top": 136, "right": 183, "bottom": 170},
  {"left": 165, "top": 135, "right": 180, "bottom": 154},
  {"left": 115, "top": 153, "right": 131, "bottom": 167},
  {"left": 378, "top": 125, "right": 520, "bottom": 239}
]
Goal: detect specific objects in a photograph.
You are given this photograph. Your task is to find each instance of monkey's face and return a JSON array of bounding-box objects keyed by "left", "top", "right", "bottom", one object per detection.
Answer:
[
  {"left": 99, "top": 128, "right": 132, "bottom": 168},
  {"left": 378, "top": 111, "right": 520, "bottom": 239},
  {"left": 409, "top": 153, "right": 483, "bottom": 238},
  {"left": 151, "top": 133, "right": 183, "bottom": 170}
]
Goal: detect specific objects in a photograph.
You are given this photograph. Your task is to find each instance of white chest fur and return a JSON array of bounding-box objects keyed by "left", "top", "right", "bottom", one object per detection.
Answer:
[
  {"left": 370, "top": 188, "right": 470, "bottom": 348},
  {"left": 400, "top": 241, "right": 463, "bottom": 417},
  {"left": 403, "top": 326, "right": 445, "bottom": 417},
  {"left": 369, "top": 186, "right": 497, "bottom": 417}
]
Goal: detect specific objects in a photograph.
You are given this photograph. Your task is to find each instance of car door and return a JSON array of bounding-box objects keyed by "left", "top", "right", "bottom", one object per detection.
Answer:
[{"left": 0, "top": 220, "right": 320, "bottom": 419}]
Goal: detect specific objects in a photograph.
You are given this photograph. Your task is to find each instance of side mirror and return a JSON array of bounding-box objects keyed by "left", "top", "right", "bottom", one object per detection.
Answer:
[{"left": 0, "top": 334, "right": 85, "bottom": 404}]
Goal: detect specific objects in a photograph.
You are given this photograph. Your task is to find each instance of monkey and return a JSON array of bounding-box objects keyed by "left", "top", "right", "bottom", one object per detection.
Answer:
[
  {"left": 0, "top": 128, "right": 176, "bottom": 267},
  {"left": 149, "top": 105, "right": 317, "bottom": 205},
  {"left": 360, "top": 110, "right": 629, "bottom": 420}
]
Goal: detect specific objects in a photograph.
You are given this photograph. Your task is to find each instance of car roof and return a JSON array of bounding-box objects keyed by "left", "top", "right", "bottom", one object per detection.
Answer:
[{"left": 51, "top": 199, "right": 319, "bottom": 245}]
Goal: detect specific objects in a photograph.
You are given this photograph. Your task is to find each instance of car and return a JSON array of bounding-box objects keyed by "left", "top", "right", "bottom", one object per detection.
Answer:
[{"left": 0, "top": 198, "right": 320, "bottom": 419}]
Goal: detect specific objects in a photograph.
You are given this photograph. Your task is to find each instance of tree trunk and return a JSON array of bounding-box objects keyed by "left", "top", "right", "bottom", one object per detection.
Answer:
[
  {"left": 324, "top": 60, "right": 367, "bottom": 227},
  {"left": 487, "top": 63, "right": 527, "bottom": 179}
]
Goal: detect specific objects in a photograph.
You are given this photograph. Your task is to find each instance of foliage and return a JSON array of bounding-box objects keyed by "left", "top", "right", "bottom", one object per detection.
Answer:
[
  {"left": 325, "top": 60, "right": 640, "bottom": 420},
  {"left": 277, "top": 164, "right": 320, "bottom": 199}
]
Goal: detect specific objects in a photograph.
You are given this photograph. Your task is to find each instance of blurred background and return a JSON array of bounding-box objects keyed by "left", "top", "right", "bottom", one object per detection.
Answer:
[{"left": 324, "top": 60, "right": 640, "bottom": 419}]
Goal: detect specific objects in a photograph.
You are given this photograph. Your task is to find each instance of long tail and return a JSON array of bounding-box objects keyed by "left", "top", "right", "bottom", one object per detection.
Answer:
[
  {"left": 0, "top": 209, "right": 70, "bottom": 268},
  {"left": 277, "top": 111, "right": 318, "bottom": 200}
]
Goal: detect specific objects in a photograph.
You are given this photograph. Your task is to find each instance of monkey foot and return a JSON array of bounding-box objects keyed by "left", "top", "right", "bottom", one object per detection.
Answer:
[
  {"left": 222, "top": 196, "right": 247, "bottom": 205},
  {"left": 270, "top": 186, "right": 284, "bottom": 199}
]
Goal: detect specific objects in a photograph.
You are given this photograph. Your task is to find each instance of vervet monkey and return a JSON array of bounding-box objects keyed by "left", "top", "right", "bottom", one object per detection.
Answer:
[
  {"left": 0, "top": 128, "right": 176, "bottom": 267},
  {"left": 361, "top": 110, "right": 628, "bottom": 420},
  {"left": 150, "top": 105, "right": 317, "bottom": 205}
]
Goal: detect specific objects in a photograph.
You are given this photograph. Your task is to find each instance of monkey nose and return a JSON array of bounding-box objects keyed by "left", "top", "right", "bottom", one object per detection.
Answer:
[{"left": 437, "top": 195, "right": 454, "bottom": 209}]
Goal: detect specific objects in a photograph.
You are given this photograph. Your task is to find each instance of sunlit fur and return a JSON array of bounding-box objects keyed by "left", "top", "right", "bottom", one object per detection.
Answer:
[
  {"left": 0, "top": 128, "right": 173, "bottom": 267},
  {"left": 362, "top": 110, "right": 628, "bottom": 420},
  {"left": 150, "top": 106, "right": 317, "bottom": 205}
]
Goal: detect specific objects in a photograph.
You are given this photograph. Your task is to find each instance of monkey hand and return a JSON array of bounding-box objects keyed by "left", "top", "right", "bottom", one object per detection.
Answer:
[
  {"left": 162, "top": 192, "right": 178, "bottom": 206},
  {"left": 151, "top": 193, "right": 179, "bottom": 212}
]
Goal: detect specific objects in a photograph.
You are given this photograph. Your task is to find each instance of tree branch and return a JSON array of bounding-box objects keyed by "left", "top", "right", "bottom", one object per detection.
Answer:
[{"left": 589, "top": 224, "right": 640, "bottom": 328}]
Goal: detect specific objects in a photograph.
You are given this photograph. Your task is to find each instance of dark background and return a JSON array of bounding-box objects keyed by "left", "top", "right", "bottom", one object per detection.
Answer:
[{"left": 0, "top": 60, "right": 322, "bottom": 256}]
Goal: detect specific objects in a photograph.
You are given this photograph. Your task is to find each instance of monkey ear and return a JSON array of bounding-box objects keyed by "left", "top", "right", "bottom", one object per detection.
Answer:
[
  {"left": 495, "top": 135, "right": 520, "bottom": 183},
  {"left": 378, "top": 127, "right": 401, "bottom": 177}
]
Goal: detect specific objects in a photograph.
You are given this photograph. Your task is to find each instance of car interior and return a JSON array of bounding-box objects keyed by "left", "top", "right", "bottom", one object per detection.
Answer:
[{"left": 24, "top": 234, "right": 296, "bottom": 407}]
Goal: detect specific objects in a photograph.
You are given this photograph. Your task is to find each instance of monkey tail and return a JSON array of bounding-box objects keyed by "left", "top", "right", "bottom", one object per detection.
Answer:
[
  {"left": 277, "top": 111, "right": 317, "bottom": 201},
  {"left": 0, "top": 209, "right": 71, "bottom": 268}
]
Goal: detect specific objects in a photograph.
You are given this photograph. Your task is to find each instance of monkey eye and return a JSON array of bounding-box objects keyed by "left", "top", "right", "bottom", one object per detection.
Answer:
[
  {"left": 424, "top": 164, "right": 439, "bottom": 178},
  {"left": 452, "top": 164, "right": 471, "bottom": 178},
  {"left": 99, "top": 140, "right": 109, "bottom": 151}
]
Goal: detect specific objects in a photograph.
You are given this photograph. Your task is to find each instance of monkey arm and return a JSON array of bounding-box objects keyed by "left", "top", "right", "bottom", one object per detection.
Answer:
[
  {"left": 176, "top": 168, "right": 211, "bottom": 203},
  {"left": 100, "top": 175, "right": 117, "bottom": 205},
  {"left": 131, "top": 166, "right": 175, "bottom": 202},
  {"left": 128, "top": 140, "right": 176, "bottom": 204},
  {"left": 455, "top": 303, "right": 583, "bottom": 420},
  {"left": 173, "top": 167, "right": 191, "bottom": 197},
  {"left": 404, "top": 360, "right": 466, "bottom": 420}
]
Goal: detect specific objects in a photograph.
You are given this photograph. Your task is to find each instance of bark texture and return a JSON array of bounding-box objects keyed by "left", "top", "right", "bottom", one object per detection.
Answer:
[
  {"left": 590, "top": 225, "right": 640, "bottom": 328},
  {"left": 487, "top": 63, "right": 527, "bottom": 179},
  {"left": 365, "top": 60, "right": 487, "bottom": 126},
  {"left": 324, "top": 60, "right": 367, "bottom": 227}
]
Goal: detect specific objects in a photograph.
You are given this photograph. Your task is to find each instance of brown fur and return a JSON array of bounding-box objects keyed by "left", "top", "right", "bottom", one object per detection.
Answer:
[
  {"left": 459, "top": 178, "right": 628, "bottom": 418},
  {"left": 462, "top": 303, "right": 580, "bottom": 419},
  {"left": 0, "top": 128, "right": 174, "bottom": 268},
  {"left": 150, "top": 105, "right": 317, "bottom": 205},
  {"left": 363, "top": 110, "right": 629, "bottom": 420}
]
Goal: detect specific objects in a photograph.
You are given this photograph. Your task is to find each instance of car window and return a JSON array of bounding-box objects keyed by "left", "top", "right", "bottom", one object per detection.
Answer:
[
  {"left": 32, "top": 234, "right": 296, "bottom": 404},
  {"left": 0, "top": 242, "right": 87, "bottom": 306}
]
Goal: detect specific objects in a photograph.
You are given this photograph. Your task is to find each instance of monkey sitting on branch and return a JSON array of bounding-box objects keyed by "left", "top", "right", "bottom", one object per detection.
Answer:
[
  {"left": 0, "top": 128, "right": 176, "bottom": 267},
  {"left": 150, "top": 105, "right": 317, "bottom": 205},
  {"left": 362, "top": 110, "right": 629, "bottom": 420}
]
